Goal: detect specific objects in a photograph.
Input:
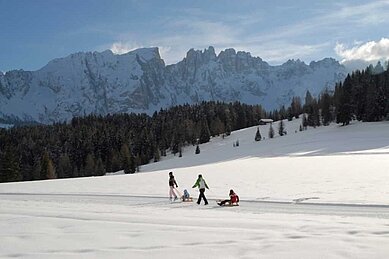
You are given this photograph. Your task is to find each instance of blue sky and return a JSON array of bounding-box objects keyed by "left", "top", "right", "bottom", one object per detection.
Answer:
[{"left": 1, "top": 0, "right": 389, "bottom": 72}]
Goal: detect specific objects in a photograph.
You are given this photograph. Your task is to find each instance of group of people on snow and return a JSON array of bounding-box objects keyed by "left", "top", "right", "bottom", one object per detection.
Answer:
[{"left": 168, "top": 172, "right": 239, "bottom": 206}]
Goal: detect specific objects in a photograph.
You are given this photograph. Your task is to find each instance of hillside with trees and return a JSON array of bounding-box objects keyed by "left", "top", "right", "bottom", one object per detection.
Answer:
[{"left": 0, "top": 66, "right": 388, "bottom": 183}]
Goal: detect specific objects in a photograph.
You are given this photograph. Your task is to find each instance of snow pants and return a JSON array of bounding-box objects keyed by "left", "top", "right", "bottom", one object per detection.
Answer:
[
  {"left": 219, "top": 199, "right": 230, "bottom": 206},
  {"left": 169, "top": 186, "right": 177, "bottom": 199},
  {"left": 197, "top": 188, "right": 208, "bottom": 205}
]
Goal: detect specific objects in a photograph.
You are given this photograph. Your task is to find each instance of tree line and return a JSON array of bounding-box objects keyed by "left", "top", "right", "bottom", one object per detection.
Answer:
[
  {"left": 0, "top": 102, "right": 267, "bottom": 182},
  {"left": 300, "top": 64, "right": 389, "bottom": 129}
]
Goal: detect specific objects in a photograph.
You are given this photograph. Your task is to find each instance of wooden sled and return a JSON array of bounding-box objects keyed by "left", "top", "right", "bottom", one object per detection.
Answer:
[
  {"left": 216, "top": 200, "right": 239, "bottom": 206},
  {"left": 182, "top": 197, "right": 193, "bottom": 202}
]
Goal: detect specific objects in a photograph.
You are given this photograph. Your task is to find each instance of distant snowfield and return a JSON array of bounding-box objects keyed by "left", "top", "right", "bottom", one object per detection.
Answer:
[
  {"left": 1, "top": 119, "right": 389, "bottom": 258},
  {"left": 0, "top": 123, "right": 13, "bottom": 129}
]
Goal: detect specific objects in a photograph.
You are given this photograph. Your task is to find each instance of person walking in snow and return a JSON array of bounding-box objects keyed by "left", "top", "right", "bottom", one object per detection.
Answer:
[
  {"left": 192, "top": 174, "right": 209, "bottom": 205},
  {"left": 169, "top": 171, "right": 179, "bottom": 201}
]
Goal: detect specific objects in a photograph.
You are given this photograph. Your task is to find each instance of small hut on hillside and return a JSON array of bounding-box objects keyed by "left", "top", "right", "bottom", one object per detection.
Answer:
[{"left": 258, "top": 119, "right": 273, "bottom": 125}]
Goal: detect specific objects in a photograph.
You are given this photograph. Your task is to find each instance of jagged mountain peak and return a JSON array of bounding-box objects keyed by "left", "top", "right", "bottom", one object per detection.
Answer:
[
  {"left": 0, "top": 46, "right": 347, "bottom": 124},
  {"left": 219, "top": 48, "right": 237, "bottom": 56},
  {"left": 43, "top": 47, "right": 162, "bottom": 70},
  {"left": 125, "top": 47, "right": 161, "bottom": 61},
  {"left": 283, "top": 59, "right": 305, "bottom": 66},
  {"left": 184, "top": 46, "right": 217, "bottom": 63},
  {"left": 309, "top": 57, "right": 341, "bottom": 68}
]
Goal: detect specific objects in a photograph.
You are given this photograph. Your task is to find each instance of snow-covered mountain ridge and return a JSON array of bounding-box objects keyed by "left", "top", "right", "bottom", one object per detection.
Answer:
[{"left": 0, "top": 46, "right": 347, "bottom": 124}]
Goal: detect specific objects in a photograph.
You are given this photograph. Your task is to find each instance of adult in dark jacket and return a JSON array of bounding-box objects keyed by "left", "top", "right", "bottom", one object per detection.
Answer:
[
  {"left": 169, "top": 171, "right": 179, "bottom": 201},
  {"left": 192, "top": 174, "right": 209, "bottom": 205}
]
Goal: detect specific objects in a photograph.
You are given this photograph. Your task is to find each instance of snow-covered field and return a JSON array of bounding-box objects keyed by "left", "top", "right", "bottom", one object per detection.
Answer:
[{"left": 1, "top": 119, "right": 389, "bottom": 258}]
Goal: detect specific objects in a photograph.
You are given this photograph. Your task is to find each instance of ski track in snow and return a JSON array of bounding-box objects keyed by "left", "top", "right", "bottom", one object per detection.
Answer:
[
  {"left": 2, "top": 192, "right": 389, "bottom": 218},
  {"left": 1, "top": 192, "right": 389, "bottom": 259}
]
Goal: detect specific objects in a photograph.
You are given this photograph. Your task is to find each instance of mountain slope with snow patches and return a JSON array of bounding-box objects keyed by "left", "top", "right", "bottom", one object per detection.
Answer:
[{"left": 0, "top": 47, "right": 346, "bottom": 123}]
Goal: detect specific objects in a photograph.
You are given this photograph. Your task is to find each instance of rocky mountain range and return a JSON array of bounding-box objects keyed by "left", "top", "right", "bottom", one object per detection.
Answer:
[{"left": 0, "top": 46, "right": 347, "bottom": 124}]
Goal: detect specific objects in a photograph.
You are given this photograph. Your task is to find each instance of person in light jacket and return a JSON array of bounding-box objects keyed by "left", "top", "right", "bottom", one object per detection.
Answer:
[{"left": 192, "top": 174, "right": 209, "bottom": 205}]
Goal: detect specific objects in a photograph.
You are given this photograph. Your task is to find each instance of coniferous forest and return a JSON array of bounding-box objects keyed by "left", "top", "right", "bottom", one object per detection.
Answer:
[{"left": 0, "top": 66, "right": 388, "bottom": 183}]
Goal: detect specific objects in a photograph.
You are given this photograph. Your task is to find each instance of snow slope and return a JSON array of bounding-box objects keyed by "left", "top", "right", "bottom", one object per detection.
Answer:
[{"left": 1, "top": 119, "right": 389, "bottom": 258}]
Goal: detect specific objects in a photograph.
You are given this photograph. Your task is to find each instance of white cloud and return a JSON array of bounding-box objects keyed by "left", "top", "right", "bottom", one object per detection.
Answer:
[
  {"left": 110, "top": 42, "right": 141, "bottom": 54},
  {"left": 335, "top": 38, "right": 389, "bottom": 63}
]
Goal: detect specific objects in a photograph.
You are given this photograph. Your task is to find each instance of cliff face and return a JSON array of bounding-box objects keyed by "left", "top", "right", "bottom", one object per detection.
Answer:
[{"left": 0, "top": 46, "right": 346, "bottom": 124}]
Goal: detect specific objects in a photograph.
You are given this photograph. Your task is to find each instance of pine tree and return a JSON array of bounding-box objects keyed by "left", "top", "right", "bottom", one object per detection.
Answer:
[
  {"left": 302, "top": 114, "right": 308, "bottom": 130},
  {"left": 210, "top": 117, "right": 224, "bottom": 136},
  {"left": 57, "top": 153, "right": 72, "bottom": 178},
  {"left": 195, "top": 144, "right": 200, "bottom": 154},
  {"left": 84, "top": 153, "right": 95, "bottom": 176},
  {"left": 255, "top": 127, "right": 262, "bottom": 141},
  {"left": 133, "top": 154, "right": 140, "bottom": 173},
  {"left": 199, "top": 118, "right": 211, "bottom": 144},
  {"left": 278, "top": 120, "right": 285, "bottom": 136},
  {"left": 225, "top": 124, "right": 232, "bottom": 136},
  {"left": 305, "top": 91, "right": 313, "bottom": 104},
  {"left": 171, "top": 130, "right": 181, "bottom": 155},
  {"left": 224, "top": 108, "right": 232, "bottom": 136},
  {"left": 287, "top": 107, "right": 293, "bottom": 121},
  {"left": 72, "top": 166, "right": 79, "bottom": 178},
  {"left": 95, "top": 157, "right": 106, "bottom": 176},
  {"left": 153, "top": 147, "right": 160, "bottom": 162},
  {"left": 268, "top": 124, "right": 274, "bottom": 139},
  {"left": 291, "top": 96, "right": 302, "bottom": 118},
  {"left": 321, "top": 90, "right": 332, "bottom": 126},
  {"left": 305, "top": 97, "right": 320, "bottom": 128},
  {"left": 110, "top": 150, "right": 122, "bottom": 172},
  {"left": 121, "top": 144, "right": 133, "bottom": 174},
  {"left": 129, "top": 152, "right": 136, "bottom": 173},
  {"left": 32, "top": 158, "right": 42, "bottom": 180},
  {"left": 336, "top": 78, "right": 353, "bottom": 126},
  {"left": 40, "top": 151, "right": 56, "bottom": 180},
  {"left": 0, "top": 148, "right": 22, "bottom": 182},
  {"left": 364, "top": 77, "right": 386, "bottom": 121},
  {"left": 312, "top": 99, "right": 321, "bottom": 127}
]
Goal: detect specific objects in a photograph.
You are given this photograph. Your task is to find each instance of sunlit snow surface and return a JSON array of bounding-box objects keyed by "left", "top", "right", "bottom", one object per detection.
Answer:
[{"left": 1, "top": 119, "right": 389, "bottom": 258}]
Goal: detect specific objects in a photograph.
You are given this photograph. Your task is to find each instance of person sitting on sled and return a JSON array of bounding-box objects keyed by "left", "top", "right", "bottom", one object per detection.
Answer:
[
  {"left": 217, "top": 189, "right": 239, "bottom": 206},
  {"left": 182, "top": 189, "right": 192, "bottom": 201}
]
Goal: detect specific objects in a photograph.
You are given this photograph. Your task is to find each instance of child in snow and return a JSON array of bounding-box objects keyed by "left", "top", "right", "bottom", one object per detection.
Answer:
[
  {"left": 192, "top": 174, "right": 209, "bottom": 205},
  {"left": 169, "top": 171, "right": 179, "bottom": 201},
  {"left": 217, "top": 189, "right": 239, "bottom": 206},
  {"left": 182, "top": 189, "right": 192, "bottom": 201}
]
